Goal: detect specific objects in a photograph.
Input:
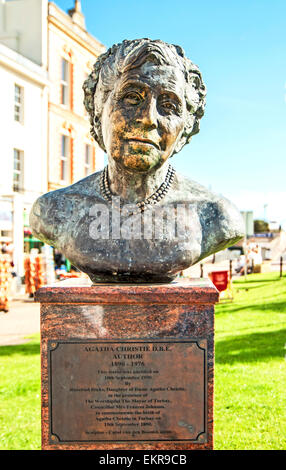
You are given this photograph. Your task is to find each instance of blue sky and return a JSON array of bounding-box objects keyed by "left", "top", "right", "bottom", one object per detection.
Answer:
[{"left": 56, "top": 0, "right": 286, "bottom": 226}]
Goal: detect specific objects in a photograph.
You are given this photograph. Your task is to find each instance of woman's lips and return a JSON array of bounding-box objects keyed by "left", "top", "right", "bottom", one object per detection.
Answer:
[{"left": 127, "top": 138, "right": 160, "bottom": 150}]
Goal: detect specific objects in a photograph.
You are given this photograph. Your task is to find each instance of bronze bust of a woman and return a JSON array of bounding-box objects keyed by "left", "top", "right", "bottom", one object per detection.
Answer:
[{"left": 30, "top": 39, "right": 244, "bottom": 283}]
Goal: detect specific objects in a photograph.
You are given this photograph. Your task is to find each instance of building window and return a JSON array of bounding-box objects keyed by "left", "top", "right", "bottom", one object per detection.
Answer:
[
  {"left": 84, "top": 144, "right": 93, "bottom": 176},
  {"left": 13, "top": 149, "right": 23, "bottom": 192},
  {"left": 60, "top": 135, "right": 70, "bottom": 183},
  {"left": 14, "top": 84, "right": 23, "bottom": 122},
  {"left": 61, "top": 58, "right": 70, "bottom": 106}
]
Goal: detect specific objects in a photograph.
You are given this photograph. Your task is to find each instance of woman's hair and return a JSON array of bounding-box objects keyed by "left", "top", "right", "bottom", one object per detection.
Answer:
[{"left": 83, "top": 38, "right": 206, "bottom": 155}]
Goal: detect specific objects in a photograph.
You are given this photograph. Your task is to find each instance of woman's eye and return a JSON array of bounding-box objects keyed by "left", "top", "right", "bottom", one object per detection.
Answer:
[
  {"left": 122, "top": 92, "right": 142, "bottom": 105},
  {"left": 163, "top": 102, "right": 175, "bottom": 109},
  {"left": 161, "top": 101, "right": 177, "bottom": 112},
  {"left": 159, "top": 94, "right": 179, "bottom": 113}
]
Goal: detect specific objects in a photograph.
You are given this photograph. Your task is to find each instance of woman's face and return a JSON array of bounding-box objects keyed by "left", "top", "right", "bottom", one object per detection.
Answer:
[{"left": 100, "top": 62, "right": 186, "bottom": 172}]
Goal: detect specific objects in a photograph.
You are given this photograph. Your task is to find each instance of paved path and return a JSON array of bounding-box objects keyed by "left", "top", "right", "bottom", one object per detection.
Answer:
[{"left": 0, "top": 295, "right": 40, "bottom": 346}]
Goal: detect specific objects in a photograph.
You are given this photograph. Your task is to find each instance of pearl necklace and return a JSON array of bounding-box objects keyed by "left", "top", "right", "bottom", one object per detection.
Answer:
[{"left": 100, "top": 164, "right": 176, "bottom": 213}]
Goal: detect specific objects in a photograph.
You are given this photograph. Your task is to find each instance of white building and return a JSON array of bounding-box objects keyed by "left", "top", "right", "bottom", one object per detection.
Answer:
[
  {"left": 47, "top": 1, "right": 105, "bottom": 191},
  {"left": 0, "top": 41, "right": 49, "bottom": 278},
  {"left": 0, "top": 0, "right": 105, "bottom": 280}
]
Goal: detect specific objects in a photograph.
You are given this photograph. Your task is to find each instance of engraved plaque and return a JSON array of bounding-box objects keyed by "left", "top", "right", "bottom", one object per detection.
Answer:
[{"left": 48, "top": 340, "right": 207, "bottom": 443}]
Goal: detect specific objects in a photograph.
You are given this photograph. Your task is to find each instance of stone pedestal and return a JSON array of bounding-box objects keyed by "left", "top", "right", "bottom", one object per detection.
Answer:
[{"left": 35, "top": 278, "right": 218, "bottom": 450}]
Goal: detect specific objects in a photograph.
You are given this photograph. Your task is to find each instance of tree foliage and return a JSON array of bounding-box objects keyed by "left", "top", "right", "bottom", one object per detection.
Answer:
[{"left": 254, "top": 219, "right": 269, "bottom": 233}]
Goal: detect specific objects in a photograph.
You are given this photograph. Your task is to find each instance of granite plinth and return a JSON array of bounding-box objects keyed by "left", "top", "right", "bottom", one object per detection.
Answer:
[{"left": 35, "top": 278, "right": 218, "bottom": 450}]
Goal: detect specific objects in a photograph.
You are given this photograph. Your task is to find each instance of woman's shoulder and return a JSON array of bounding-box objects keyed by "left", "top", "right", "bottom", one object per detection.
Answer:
[
  {"left": 29, "top": 171, "right": 103, "bottom": 245},
  {"left": 174, "top": 172, "right": 224, "bottom": 203},
  {"left": 33, "top": 171, "right": 103, "bottom": 208},
  {"left": 175, "top": 172, "right": 241, "bottom": 214},
  {"left": 174, "top": 172, "right": 245, "bottom": 253},
  {"left": 51, "top": 170, "right": 102, "bottom": 198}
]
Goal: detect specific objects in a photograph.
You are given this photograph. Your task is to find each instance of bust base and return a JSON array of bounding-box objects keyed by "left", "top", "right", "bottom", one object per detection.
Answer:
[
  {"left": 88, "top": 271, "right": 177, "bottom": 284},
  {"left": 35, "top": 278, "right": 218, "bottom": 450}
]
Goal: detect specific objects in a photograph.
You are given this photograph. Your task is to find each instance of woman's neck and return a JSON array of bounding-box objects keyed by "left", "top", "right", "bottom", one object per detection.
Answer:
[{"left": 107, "top": 158, "right": 169, "bottom": 203}]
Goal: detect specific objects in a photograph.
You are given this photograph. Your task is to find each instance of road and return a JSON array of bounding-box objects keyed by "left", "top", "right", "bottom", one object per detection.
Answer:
[{"left": 0, "top": 294, "right": 40, "bottom": 346}]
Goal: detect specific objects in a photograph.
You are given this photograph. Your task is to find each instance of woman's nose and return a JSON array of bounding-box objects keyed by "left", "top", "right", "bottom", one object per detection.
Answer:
[{"left": 136, "top": 97, "right": 158, "bottom": 129}]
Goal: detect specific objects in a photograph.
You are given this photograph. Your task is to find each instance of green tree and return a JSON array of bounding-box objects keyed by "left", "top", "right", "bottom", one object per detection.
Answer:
[{"left": 254, "top": 219, "right": 269, "bottom": 233}]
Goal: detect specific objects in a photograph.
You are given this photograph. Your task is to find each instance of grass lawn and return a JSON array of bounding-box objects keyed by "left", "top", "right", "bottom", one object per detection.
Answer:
[
  {"left": 0, "top": 335, "right": 41, "bottom": 450},
  {"left": 214, "top": 272, "right": 286, "bottom": 450},
  {"left": 0, "top": 272, "right": 285, "bottom": 450}
]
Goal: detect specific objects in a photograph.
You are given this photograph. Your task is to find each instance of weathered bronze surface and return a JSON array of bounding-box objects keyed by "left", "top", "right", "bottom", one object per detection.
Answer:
[
  {"left": 48, "top": 339, "right": 207, "bottom": 443},
  {"left": 30, "top": 38, "right": 244, "bottom": 283}
]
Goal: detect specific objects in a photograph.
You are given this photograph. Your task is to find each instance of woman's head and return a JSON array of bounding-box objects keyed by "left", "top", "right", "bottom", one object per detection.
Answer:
[{"left": 83, "top": 39, "right": 206, "bottom": 167}]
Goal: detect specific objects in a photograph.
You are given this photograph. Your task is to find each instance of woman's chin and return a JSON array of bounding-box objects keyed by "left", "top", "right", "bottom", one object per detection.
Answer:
[{"left": 121, "top": 153, "right": 162, "bottom": 172}]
